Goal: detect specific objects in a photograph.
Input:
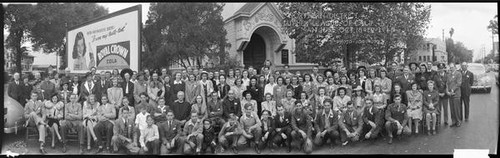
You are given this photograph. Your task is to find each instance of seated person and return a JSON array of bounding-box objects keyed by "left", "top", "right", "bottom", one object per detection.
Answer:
[
  {"left": 159, "top": 110, "right": 185, "bottom": 154},
  {"left": 119, "top": 98, "right": 136, "bottom": 124},
  {"left": 290, "top": 106, "right": 313, "bottom": 154},
  {"left": 218, "top": 113, "right": 242, "bottom": 154},
  {"left": 111, "top": 107, "right": 140, "bottom": 154},
  {"left": 171, "top": 91, "right": 192, "bottom": 125},
  {"left": 206, "top": 91, "right": 225, "bottom": 132},
  {"left": 43, "top": 94, "right": 64, "bottom": 149},
  {"left": 361, "top": 98, "right": 384, "bottom": 140},
  {"left": 60, "top": 94, "right": 84, "bottom": 153},
  {"left": 83, "top": 95, "right": 100, "bottom": 152},
  {"left": 258, "top": 110, "right": 274, "bottom": 152},
  {"left": 154, "top": 98, "right": 170, "bottom": 123},
  {"left": 385, "top": 94, "right": 411, "bottom": 144},
  {"left": 269, "top": 105, "right": 292, "bottom": 152},
  {"left": 134, "top": 104, "right": 151, "bottom": 147},
  {"left": 136, "top": 92, "right": 155, "bottom": 116},
  {"left": 238, "top": 103, "right": 262, "bottom": 154},
  {"left": 313, "top": 99, "right": 340, "bottom": 149},
  {"left": 139, "top": 115, "right": 160, "bottom": 154},
  {"left": 201, "top": 119, "right": 218, "bottom": 154},
  {"left": 183, "top": 112, "right": 204, "bottom": 154},
  {"left": 94, "top": 95, "right": 116, "bottom": 153},
  {"left": 24, "top": 92, "right": 48, "bottom": 154},
  {"left": 339, "top": 101, "right": 363, "bottom": 146}
]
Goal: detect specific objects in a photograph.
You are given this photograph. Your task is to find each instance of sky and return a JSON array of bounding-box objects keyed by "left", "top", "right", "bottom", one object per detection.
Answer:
[{"left": 7, "top": 3, "right": 498, "bottom": 65}]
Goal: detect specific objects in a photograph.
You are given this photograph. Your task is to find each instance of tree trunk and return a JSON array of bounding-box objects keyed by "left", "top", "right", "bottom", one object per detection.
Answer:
[{"left": 12, "top": 30, "right": 24, "bottom": 75}]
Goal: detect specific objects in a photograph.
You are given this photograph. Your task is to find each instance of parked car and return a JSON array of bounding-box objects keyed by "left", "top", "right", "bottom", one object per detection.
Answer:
[
  {"left": 4, "top": 85, "right": 26, "bottom": 134},
  {"left": 468, "top": 63, "right": 493, "bottom": 93}
]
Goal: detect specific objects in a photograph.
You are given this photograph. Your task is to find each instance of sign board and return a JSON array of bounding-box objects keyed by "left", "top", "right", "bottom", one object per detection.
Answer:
[{"left": 66, "top": 5, "right": 141, "bottom": 73}]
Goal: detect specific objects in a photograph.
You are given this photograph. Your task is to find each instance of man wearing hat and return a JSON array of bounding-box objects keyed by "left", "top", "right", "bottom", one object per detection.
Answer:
[
  {"left": 433, "top": 63, "right": 449, "bottom": 125},
  {"left": 121, "top": 69, "right": 135, "bottom": 105},
  {"left": 460, "top": 62, "right": 473, "bottom": 122},
  {"left": 324, "top": 69, "right": 335, "bottom": 79}
]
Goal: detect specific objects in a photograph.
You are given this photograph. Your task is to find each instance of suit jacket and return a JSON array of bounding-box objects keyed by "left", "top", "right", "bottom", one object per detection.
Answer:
[
  {"left": 122, "top": 81, "right": 135, "bottom": 103},
  {"left": 79, "top": 81, "right": 97, "bottom": 102},
  {"left": 446, "top": 71, "right": 462, "bottom": 98},
  {"left": 291, "top": 113, "right": 312, "bottom": 138},
  {"left": 273, "top": 112, "right": 292, "bottom": 135},
  {"left": 395, "top": 74, "right": 415, "bottom": 93},
  {"left": 114, "top": 118, "right": 134, "bottom": 140},
  {"left": 218, "top": 83, "right": 231, "bottom": 100},
  {"left": 8, "top": 80, "right": 24, "bottom": 102},
  {"left": 314, "top": 110, "right": 339, "bottom": 133},
  {"left": 158, "top": 119, "right": 183, "bottom": 142},
  {"left": 69, "top": 82, "right": 81, "bottom": 95},
  {"left": 40, "top": 81, "right": 56, "bottom": 101},
  {"left": 362, "top": 106, "right": 384, "bottom": 129},
  {"left": 339, "top": 110, "right": 363, "bottom": 134},
  {"left": 433, "top": 71, "right": 448, "bottom": 94},
  {"left": 460, "top": 70, "right": 474, "bottom": 96}
]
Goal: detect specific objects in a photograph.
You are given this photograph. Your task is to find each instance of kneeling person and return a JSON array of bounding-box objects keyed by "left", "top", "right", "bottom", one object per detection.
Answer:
[
  {"left": 139, "top": 115, "right": 160, "bottom": 154},
  {"left": 385, "top": 94, "right": 411, "bottom": 144},
  {"left": 339, "top": 101, "right": 363, "bottom": 146},
  {"left": 183, "top": 112, "right": 204, "bottom": 154},
  {"left": 361, "top": 98, "right": 384, "bottom": 140},
  {"left": 218, "top": 113, "right": 242, "bottom": 154},
  {"left": 159, "top": 110, "right": 185, "bottom": 154},
  {"left": 314, "top": 99, "right": 340, "bottom": 148},
  {"left": 290, "top": 106, "right": 313, "bottom": 154},
  {"left": 238, "top": 103, "right": 262, "bottom": 154},
  {"left": 111, "top": 107, "right": 140, "bottom": 154}
]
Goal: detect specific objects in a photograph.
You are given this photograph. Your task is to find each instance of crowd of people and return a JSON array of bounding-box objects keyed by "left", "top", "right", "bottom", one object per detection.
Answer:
[{"left": 7, "top": 60, "right": 475, "bottom": 155}]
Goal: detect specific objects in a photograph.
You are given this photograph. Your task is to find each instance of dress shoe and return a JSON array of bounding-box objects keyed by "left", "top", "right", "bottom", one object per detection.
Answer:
[
  {"left": 40, "top": 148, "right": 47, "bottom": 154},
  {"left": 231, "top": 147, "right": 238, "bottom": 154},
  {"left": 62, "top": 145, "right": 67, "bottom": 153},
  {"left": 254, "top": 146, "right": 261, "bottom": 154},
  {"left": 456, "top": 122, "right": 461, "bottom": 127},
  {"left": 96, "top": 147, "right": 104, "bottom": 153},
  {"left": 432, "top": 130, "right": 437, "bottom": 135},
  {"left": 444, "top": 122, "right": 448, "bottom": 126},
  {"left": 449, "top": 123, "right": 456, "bottom": 127},
  {"left": 388, "top": 137, "right": 393, "bottom": 144}
]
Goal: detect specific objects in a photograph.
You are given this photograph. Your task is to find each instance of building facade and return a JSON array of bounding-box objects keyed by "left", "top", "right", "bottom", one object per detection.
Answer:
[{"left": 409, "top": 37, "right": 448, "bottom": 64}]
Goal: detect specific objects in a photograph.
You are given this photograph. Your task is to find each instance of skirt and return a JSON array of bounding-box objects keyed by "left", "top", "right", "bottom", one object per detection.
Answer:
[
  {"left": 47, "top": 118, "right": 60, "bottom": 127},
  {"left": 407, "top": 108, "right": 423, "bottom": 120}
]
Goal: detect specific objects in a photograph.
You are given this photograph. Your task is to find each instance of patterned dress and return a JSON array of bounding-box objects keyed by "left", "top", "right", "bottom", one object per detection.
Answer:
[{"left": 406, "top": 90, "right": 423, "bottom": 120}]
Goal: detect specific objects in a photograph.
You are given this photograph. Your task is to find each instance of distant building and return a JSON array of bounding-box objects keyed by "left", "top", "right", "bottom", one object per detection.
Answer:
[
  {"left": 409, "top": 38, "right": 448, "bottom": 64},
  {"left": 4, "top": 48, "right": 35, "bottom": 73},
  {"left": 32, "top": 64, "right": 57, "bottom": 73}
]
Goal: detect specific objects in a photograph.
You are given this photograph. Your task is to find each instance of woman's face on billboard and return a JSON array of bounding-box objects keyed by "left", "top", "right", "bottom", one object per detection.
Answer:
[{"left": 77, "top": 39, "right": 84, "bottom": 56}]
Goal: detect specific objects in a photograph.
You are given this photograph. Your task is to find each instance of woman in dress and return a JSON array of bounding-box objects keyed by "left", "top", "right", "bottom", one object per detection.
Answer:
[
  {"left": 148, "top": 72, "right": 165, "bottom": 106},
  {"left": 111, "top": 69, "right": 123, "bottom": 86},
  {"left": 83, "top": 94, "right": 99, "bottom": 151},
  {"left": 287, "top": 76, "right": 303, "bottom": 100},
  {"left": 339, "top": 75, "right": 352, "bottom": 97},
  {"left": 133, "top": 72, "right": 148, "bottom": 105},
  {"left": 376, "top": 69, "right": 392, "bottom": 101},
  {"left": 107, "top": 78, "right": 123, "bottom": 119},
  {"left": 226, "top": 69, "right": 236, "bottom": 87},
  {"left": 333, "top": 71, "right": 341, "bottom": 85},
  {"left": 163, "top": 75, "right": 173, "bottom": 104},
  {"left": 302, "top": 74, "right": 315, "bottom": 100},
  {"left": 365, "top": 68, "right": 379, "bottom": 95},
  {"left": 247, "top": 77, "right": 264, "bottom": 115},
  {"left": 185, "top": 74, "right": 201, "bottom": 104},
  {"left": 326, "top": 77, "right": 338, "bottom": 98},
  {"left": 372, "top": 85, "right": 387, "bottom": 109},
  {"left": 348, "top": 71, "right": 359, "bottom": 89},
  {"left": 231, "top": 78, "right": 246, "bottom": 100},
  {"left": 423, "top": 80, "right": 439, "bottom": 135},
  {"left": 299, "top": 91, "right": 312, "bottom": 110},
  {"left": 261, "top": 93, "right": 277, "bottom": 117},
  {"left": 264, "top": 75, "right": 277, "bottom": 98},
  {"left": 273, "top": 76, "right": 287, "bottom": 103},
  {"left": 351, "top": 86, "right": 365, "bottom": 114},
  {"left": 314, "top": 75, "right": 328, "bottom": 93},
  {"left": 44, "top": 94, "right": 64, "bottom": 149},
  {"left": 280, "top": 90, "right": 296, "bottom": 114},
  {"left": 191, "top": 95, "right": 208, "bottom": 120},
  {"left": 406, "top": 82, "right": 423, "bottom": 134},
  {"left": 333, "top": 87, "right": 351, "bottom": 113},
  {"left": 416, "top": 64, "right": 431, "bottom": 91}
]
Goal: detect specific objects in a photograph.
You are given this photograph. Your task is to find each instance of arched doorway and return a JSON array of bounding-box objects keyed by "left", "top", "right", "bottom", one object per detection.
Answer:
[{"left": 243, "top": 33, "right": 266, "bottom": 73}]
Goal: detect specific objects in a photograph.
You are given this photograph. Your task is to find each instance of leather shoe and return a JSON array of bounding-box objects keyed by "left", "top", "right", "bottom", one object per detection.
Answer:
[
  {"left": 231, "top": 147, "right": 238, "bottom": 154},
  {"left": 444, "top": 122, "right": 448, "bottom": 126},
  {"left": 449, "top": 123, "right": 456, "bottom": 127},
  {"left": 388, "top": 137, "right": 393, "bottom": 144},
  {"left": 40, "top": 148, "right": 47, "bottom": 154},
  {"left": 255, "top": 146, "right": 261, "bottom": 154},
  {"left": 62, "top": 145, "right": 67, "bottom": 153},
  {"left": 456, "top": 122, "right": 461, "bottom": 127},
  {"left": 96, "top": 147, "right": 104, "bottom": 153}
]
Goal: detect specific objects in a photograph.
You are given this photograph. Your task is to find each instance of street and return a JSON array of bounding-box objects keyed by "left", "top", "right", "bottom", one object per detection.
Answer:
[{"left": 2, "top": 73, "right": 498, "bottom": 155}]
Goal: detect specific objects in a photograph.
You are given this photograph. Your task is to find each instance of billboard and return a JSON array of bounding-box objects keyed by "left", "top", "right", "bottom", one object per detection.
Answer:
[{"left": 66, "top": 5, "right": 141, "bottom": 73}]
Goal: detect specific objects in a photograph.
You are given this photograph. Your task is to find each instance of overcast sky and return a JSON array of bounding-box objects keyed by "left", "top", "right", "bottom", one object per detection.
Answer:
[{"left": 15, "top": 3, "right": 498, "bottom": 65}]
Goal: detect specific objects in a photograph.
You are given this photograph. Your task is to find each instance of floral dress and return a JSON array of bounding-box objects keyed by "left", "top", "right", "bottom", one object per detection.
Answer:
[
  {"left": 406, "top": 90, "right": 423, "bottom": 120},
  {"left": 372, "top": 92, "right": 387, "bottom": 109}
]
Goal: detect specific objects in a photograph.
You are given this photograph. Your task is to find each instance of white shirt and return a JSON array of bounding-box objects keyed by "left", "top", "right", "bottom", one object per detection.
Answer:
[
  {"left": 135, "top": 112, "right": 150, "bottom": 131},
  {"left": 264, "top": 83, "right": 276, "bottom": 96},
  {"left": 174, "top": 80, "right": 183, "bottom": 85},
  {"left": 72, "top": 83, "right": 79, "bottom": 95}
]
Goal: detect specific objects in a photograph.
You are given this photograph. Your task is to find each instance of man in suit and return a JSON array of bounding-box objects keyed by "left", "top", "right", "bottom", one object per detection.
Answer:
[
  {"left": 290, "top": 105, "right": 313, "bottom": 154},
  {"left": 111, "top": 106, "right": 140, "bottom": 153},
  {"left": 40, "top": 74, "right": 56, "bottom": 102},
  {"left": 93, "top": 73, "right": 105, "bottom": 104},
  {"left": 122, "top": 71, "right": 135, "bottom": 105},
  {"left": 79, "top": 72, "right": 97, "bottom": 103},
  {"left": 313, "top": 99, "right": 340, "bottom": 149},
  {"left": 24, "top": 92, "right": 48, "bottom": 154},
  {"left": 385, "top": 94, "right": 411, "bottom": 144},
  {"left": 207, "top": 91, "right": 225, "bottom": 132},
  {"left": 395, "top": 66, "right": 414, "bottom": 93},
  {"left": 94, "top": 95, "right": 116, "bottom": 153},
  {"left": 70, "top": 75, "right": 81, "bottom": 96},
  {"left": 460, "top": 62, "right": 473, "bottom": 122},
  {"left": 8, "top": 72, "right": 24, "bottom": 105},
  {"left": 60, "top": 94, "right": 85, "bottom": 154},
  {"left": 269, "top": 105, "right": 292, "bottom": 152},
  {"left": 21, "top": 77, "right": 33, "bottom": 106},
  {"left": 339, "top": 101, "right": 363, "bottom": 146},
  {"left": 222, "top": 90, "right": 242, "bottom": 119},
  {"left": 447, "top": 63, "right": 463, "bottom": 127},
  {"left": 361, "top": 98, "right": 384, "bottom": 140},
  {"left": 159, "top": 110, "right": 185, "bottom": 154}
]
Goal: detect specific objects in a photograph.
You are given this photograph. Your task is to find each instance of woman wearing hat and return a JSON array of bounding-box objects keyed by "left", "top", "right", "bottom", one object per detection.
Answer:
[
  {"left": 134, "top": 72, "right": 148, "bottom": 105},
  {"left": 409, "top": 62, "right": 419, "bottom": 74},
  {"left": 352, "top": 86, "right": 365, "bottom": 114},
  {"left": 364, "top": 68, "right": 379, "bottom": 95}
]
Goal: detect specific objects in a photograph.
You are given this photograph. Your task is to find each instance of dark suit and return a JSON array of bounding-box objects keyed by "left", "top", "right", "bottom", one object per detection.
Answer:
[
  {"left": 8, "top": 80, "right": 24, "bottom": 105},
  {"left": 79, "top": 81, "right": 97, "bottom": 103},
  {"left": 313, "top": 110, "right": 340, "bottom": 146},
  {"left": 96, "top": 80, "right": 111, "bottom": 101},
  {"left": 21, "top": 83, "right": 32, "bottom": 106},
  {"left": 395, "top": 74, "right": 415, "bottom": 93},
  {"left": 158, "top": 119, "right": 185, "bottom": 154},
  {"left": 270, "top": 112, "right": 292, "bottom": 148},
  {"left": 460, "top": 70, "right": 473, "bottom": 120},
  {"left": 290, "top": 112, "right": 312, "bottom": 152},
  {"left": 111, "top": 118, "right": 136, "bottom": 152},
  {"left": 433, "top": 71, "right": 448, "bottom": 124},
  {"left": 361, "top": 106, "right": 384, "bottom": 139},
  {"left": 447, "top": 71, "right": 462, "bottom": 125},
  {"left": 217, "top": 83, "right": 231, "bottom": 100},
  {"left": 339, "top": 110, "right": 363, "bottom": 143},
  {"left": 69, "top": 82, "right": 81, "bottom": 95},
  {"left": 259, "top": 117, "right": 275, "bottom": 149},
  {"left": 122, "top": 81, "right": 135, "bottom": 105}
]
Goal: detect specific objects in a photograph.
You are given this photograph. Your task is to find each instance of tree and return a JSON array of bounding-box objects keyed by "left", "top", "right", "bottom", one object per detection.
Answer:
[
  {"left": 487, "top": 15, "right": 498, "bottom": 34},
  {"left": 446, "top": 38, "right": 473, "bottom": 63},
  {"left": 278, "top": 3, "right": 431, "bottom": 67},
  {"left": 4, "top": 3, "right": 109, "bottom": 74},
  {"left": 142, "top": 3, "right": 228, "bottom": 70}
]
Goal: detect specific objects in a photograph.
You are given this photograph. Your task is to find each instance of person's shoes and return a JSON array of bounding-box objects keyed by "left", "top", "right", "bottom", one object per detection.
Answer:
[
  {"left": 342, "top": 141, "right": 348, "bottom": 146},
  {"left": 287, "top": 147, "right": 292, "bottom": 153},
  {"left": 388, "top": 137, "right": 393, "bottom": 144},
  {"left": 444, "top": 122, "right": 448, "bottom": 126},
  {"left": 456, "top": 122, "right": 461, "bottom": 127},
  {"left": 231, "top": 147, "right": 238, "bottom": 154},
  {"left": 432, "top": 130, "right": 437, "bottom": 135},
  {"left": 79, "top": 147, "right": 84, "bottom": 154},
  {"left": 96, "top": 147, "right": 104, "bottom": 153},
  {"left": 40, "top": 148, "right": 47, "bottom": 154},
  {"left": 62, "top": 144, "right": 67, "bottom": 153},
  {"left": 254, "top": 146, "right": 261, "bottom": 154},
  {"left": 427, "top": 131, "right": 431, "bottom": 136},
  {"left": 449, "top": 123, "right": 456, "bottom": 127},
  {"left": 51, "top": 144, "right": 55, "bottom": 149}
]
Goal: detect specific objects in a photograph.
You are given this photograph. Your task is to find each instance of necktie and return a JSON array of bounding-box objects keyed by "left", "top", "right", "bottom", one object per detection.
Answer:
[
  {"left": 350, "top": 112, "right": 354, "bottom": 122},
  {"left": 88, "top": 82, "right": 91, "bottom": 90}
]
